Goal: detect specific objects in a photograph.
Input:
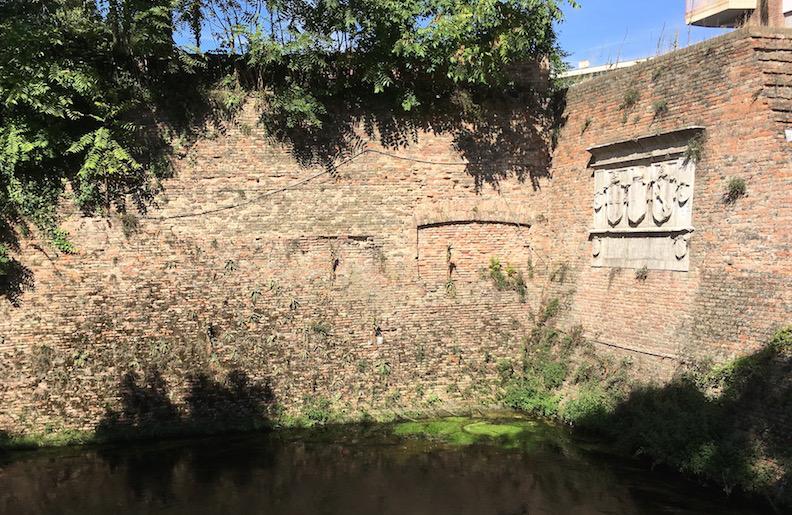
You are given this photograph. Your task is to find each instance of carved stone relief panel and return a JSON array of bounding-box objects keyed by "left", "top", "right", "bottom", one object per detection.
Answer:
[{"left": 588, "top": 128, "right": 701, "bottom": 272}]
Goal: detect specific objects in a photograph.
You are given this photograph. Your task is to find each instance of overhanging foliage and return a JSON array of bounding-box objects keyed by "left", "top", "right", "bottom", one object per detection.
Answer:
[{"left": 0, "top": 0, "right": 576, "bottom": 277}]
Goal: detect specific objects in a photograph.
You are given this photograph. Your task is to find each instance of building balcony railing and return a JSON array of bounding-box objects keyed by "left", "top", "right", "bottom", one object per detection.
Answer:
[{"left": 685, "top": 0, "right": 757, "bottom": 27}]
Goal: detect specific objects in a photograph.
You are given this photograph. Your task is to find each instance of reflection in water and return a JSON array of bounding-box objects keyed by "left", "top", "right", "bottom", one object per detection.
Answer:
[{"left": 0, "top": 420, "right": 766, "bottom": 515}]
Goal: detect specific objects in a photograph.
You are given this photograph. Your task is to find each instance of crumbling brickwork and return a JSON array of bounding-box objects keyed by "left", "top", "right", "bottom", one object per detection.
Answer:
[{"left": 0, "top": 28, "right": 790, "bottom": 436}]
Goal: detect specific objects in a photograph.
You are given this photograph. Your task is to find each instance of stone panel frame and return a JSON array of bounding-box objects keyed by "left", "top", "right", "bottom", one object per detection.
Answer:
[{"left": 587, "top": 127, "right": 704, "bottom": 272}]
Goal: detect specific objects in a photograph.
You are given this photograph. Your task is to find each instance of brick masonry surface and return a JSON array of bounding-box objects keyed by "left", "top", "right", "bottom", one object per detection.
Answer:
[{"left": 0, "top": 28, "right": 790, "bottom": 435}]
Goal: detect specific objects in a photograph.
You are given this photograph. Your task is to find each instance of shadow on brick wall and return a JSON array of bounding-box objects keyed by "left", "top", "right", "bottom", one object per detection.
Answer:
[
  {"left": 575, "top": 330, "right": 791, "bottom": 508},
  {"left": 257, "top": 85, "right": 566, "bottom": 193},
  {"left": 0, "top": 260, "right": 34, "bottom": 308},
  {"left": 0, "top": 60, "right": 569, "bottom": 306},
  {"left": 0, "top": 222, "right": 34, "bottom": 307},
  {"left": 454, "top": 88, "right": 567, "bottom": 191},
  {"left": 95, "top": 368, "right": 277, "bottom": 442}
]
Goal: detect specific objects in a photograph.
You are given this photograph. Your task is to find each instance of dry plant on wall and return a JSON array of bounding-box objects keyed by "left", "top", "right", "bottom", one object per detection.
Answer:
[
  {"left": 684, "top": 134, "right": 706, "bottom": 164},
  {"left": 652, "top": 100, "right": 669, "bottom": 120},
  {"left": 619, "top": 88, "right": 641, "bottom": 124},
  {"left": 487, "top": 258, "right": 527, "bottom": 303},
  {"left": 723, "top": 177, "right": 747, "bottom": 204},
  {"left": 445, "top": 245, "right": 457, "bottom": 298},
  {"left": 580, "top": 117, "right": 593, "bottom": 135}
]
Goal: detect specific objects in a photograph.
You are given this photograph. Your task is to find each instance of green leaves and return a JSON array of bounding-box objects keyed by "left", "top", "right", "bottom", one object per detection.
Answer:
[
  {"left": 0, "top": 0, "right": 198, "bottom": 254},
  {"left": 68, "top": 128, "right": 143, "bottom": 209},
  {"left": 233, "top": 0, "right": 574, "bottom": 138},
  {"left": 0, "top": 0, "right": 573, "bottom": 265},
  {"left": 400, "top": 91, "right": 420, "bottom": 112},
  {"left": 0, "top": 244, "right": 10, "bottom": 276},
  {"left": 268, "top": 85, "right": 327, "bottom": 129}
]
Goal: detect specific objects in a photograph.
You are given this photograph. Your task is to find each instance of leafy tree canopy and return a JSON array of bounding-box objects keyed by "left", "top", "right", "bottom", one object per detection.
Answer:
[{"left": 0, "top": 0, "right": 575, "bottom": 277}]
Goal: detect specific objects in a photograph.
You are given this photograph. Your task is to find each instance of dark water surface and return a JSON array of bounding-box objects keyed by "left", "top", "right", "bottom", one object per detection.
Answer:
[{"left": 0, "top": 418, "right": 768, "bottom": 515}]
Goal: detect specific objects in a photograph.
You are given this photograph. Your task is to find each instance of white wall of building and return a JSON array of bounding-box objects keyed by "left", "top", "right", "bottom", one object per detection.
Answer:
[{"left": 785, "top": 0, "right": 792, "bottom": 27}]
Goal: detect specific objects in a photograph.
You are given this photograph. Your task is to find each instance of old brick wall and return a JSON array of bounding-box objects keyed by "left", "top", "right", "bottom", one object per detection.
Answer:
[
  {"left": 549, "top": 27, "right": 792, "bottom": 371},
  {"left": 0, "top": 28, "right": 790, "bottom": 436},
  {"left": 0, "top": 102, "right": 552, "bottom": 435}
]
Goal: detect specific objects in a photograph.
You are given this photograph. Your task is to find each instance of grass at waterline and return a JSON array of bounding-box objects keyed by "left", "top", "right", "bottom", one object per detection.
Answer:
[
  {"left": 0, "top": 409, "right": 524, "bottom": 452},
  {"left": 498, "top": 318, "right": 792, "bottom": 508}
]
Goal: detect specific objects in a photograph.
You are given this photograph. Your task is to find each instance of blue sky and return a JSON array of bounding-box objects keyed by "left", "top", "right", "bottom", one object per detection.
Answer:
[
  {"left": 176, "top": 1, "right": 730, "bottom": 67},
  {"left": 559, "top": 0, "right": 729, "bottom": 67}
]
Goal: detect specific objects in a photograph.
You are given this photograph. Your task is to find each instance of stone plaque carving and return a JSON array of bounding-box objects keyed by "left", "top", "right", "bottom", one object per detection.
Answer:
[
  {"left": 588, "top": 128, "right": 700, "bottom": 272},
  {"left": 626, "top": 172, "right": 647, "bottom": 225}
]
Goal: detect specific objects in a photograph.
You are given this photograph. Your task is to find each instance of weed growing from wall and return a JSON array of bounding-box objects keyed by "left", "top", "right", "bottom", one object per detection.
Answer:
[
  {"left": 415, "top": 384, "right": 425, "bottom": 399},
  {"left": 652, "top": 100, "right": 669, "bottom": 119},
  {"left": 300, "top": 397, "right": 335, "bottom": 426},
  {"left": 724, "top": 177, "right": 747, "bottom": 204},
  {"left": 496, "top": 358, "right": 515, "bottom": 382},
  {"left": 580, "top": 117, "right": 593, "bottom": 135},
  {"left": 445, "top": 278, "right": 457, "bottom": 298},
  {"left": 684, "top": 134, "right": 706, "bottom": 164},
  {"left": 537, "top": 298, "right": 560, "bottom": 324},
  {"left": 501, "top": 301, "right": 631, "bottom": 423},
  {"left": 487, "top": 258, "right": 527, "bottom": 302},
  {"left": 376, "top": 361, "right": 392, "bottom": 378},
  {"left": 619, "top": 88, "right": 641, "bottom": 123},
  {"left": 308, "top": 321, "right": 332, "bottom": 338},
  {"left": 620, "top": 89, "right": 640, "bottom": 110},
  {"left": 651, "top": 65, "right": 666, "bottom": 82},
  {"left": 526, "top": 257, "right": 535, "bottom": 279},
  {"left": 445, "top": 244, "right": 457, "bottom": 298},
  {"left": 410, "top": 345, "right": 424, "bottom": 365}
]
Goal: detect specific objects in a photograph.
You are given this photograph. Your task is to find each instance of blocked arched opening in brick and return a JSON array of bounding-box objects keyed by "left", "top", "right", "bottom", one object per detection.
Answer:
[{"left": 416, "top": 220, "right": 532, "bottom": 286}]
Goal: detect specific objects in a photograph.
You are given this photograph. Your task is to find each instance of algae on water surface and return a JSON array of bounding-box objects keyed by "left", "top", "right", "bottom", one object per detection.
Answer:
[{"left": 393, "top": 416, "right": 545, "bottom": 448}]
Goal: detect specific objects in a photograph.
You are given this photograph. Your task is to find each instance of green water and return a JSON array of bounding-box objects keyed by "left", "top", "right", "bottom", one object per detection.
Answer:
[{"left": 0, "top": 417, "right": 769, "bottom": 514}]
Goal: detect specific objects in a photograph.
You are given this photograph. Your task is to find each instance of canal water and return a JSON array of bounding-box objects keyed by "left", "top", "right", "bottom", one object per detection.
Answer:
[{"left": 0, "top": 417, "right": 768, "bottom": 514}]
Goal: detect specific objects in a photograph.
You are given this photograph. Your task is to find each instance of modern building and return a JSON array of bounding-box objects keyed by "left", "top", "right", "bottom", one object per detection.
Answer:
[
  {"left": 685, "top": 0, "right": 792, "bottom": 28},
  {"left": 559, "top": 59, "right": 650, "bottom": 84}
]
